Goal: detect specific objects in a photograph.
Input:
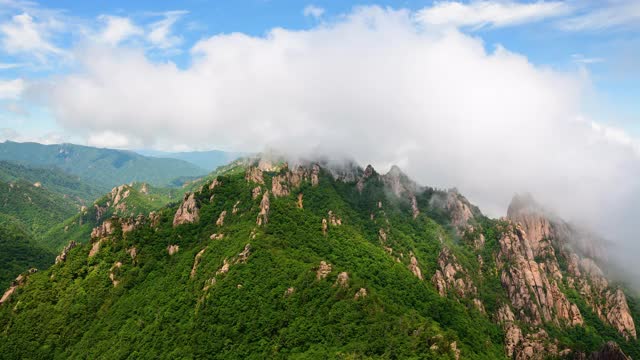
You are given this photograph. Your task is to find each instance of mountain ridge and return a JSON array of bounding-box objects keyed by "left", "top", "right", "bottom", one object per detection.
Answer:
[{"left": 0, "top": 156, "right": 637, "bottom": 359}]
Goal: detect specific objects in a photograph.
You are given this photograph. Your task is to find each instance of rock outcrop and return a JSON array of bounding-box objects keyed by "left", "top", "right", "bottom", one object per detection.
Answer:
[
  {"left": 245, "top": 167, "right": 264, "bottom": 184},
  {"left": 316, "top": 261, "right": 332, "bottom": 280},
  {"left": 408, "top": 252, "right": 423, "bottom": 280},
  {"left": 256, "top": 191, "right": 270, "bottom": 225},
  {"left": 109, "top": 262, "right": 122, "bottom": 287},
  {"left": 167, "top": 244, "right": 179, "bottom": 256},
  {"left": 335, "top": 272, "right": 349, "bottom": 287},
  {"left": 216, "top": 210, "right": 227, "bottom": 226},
  {"left": 497, "top": 222, "right": 582, "bottom": 326},
  {"left": 173, "top": 192, "right": 199, "bottom": 227},
  {"left": 432, "top": 248, "right": 476, "bottom": 297},
  {"left": 354, "top": 288, "right": 368, "bottom": 300},
  {"left": 55, "top": 241, "right": 78, "bottom": 264},
  {"left": 0, "top": 268, "right": 37, "bottom": 305},
  {"left": 190, "top": 248, "right": 207, "bottom": 278}
]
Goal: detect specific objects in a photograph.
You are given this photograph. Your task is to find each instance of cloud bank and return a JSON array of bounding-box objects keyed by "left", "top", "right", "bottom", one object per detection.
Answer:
[{"left": 38, "top": 6, "right": 640, "bottom": 283}]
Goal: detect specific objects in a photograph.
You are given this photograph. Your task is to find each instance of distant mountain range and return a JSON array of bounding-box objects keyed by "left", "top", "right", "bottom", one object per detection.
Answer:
[
  {"left": 0, "top": 141, "right": 208, "bottom": 192},
  {"left": 136, "top": 149, "right": 246, "bottom": 171}
]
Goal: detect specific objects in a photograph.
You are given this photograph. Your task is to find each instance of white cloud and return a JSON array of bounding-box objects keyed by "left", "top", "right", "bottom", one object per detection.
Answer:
[
  {"left": 41, "top": 5, "right": 640, "bottom": 284},
  {"left": 98, "top": 15, "right": 143, "bottom": 46},
  {"left": 0, "top": 78, "right": 25, "bottom": 99},
  {"left": 0, "top": 62, "right": 23, "bottom": 69},
  {"left": 560, "top": 0, "right": 640, "bottom": 31},
  {"left": 87, "top": 130, "right": 141, "bottom": 149},
  {"left": 571, "top": 53, "right": 604, "bottom": 64},
  {"left": 303, "top": 5, "right": 325, "bottom": 19},
  {"left": 147, "top": 11, "right": 187, "bottom": 49},
  {"left": 416, "top": 0, "right": 571, "bottom": 29},
  {"left": 0, "top": 12, "right": 65, "bottom": 61}
]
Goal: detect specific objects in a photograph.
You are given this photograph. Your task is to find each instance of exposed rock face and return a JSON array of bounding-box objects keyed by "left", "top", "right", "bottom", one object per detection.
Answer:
[
  {"left": 127, "top": 247, "right": 137, "bottom": 260},
  {"left": 297, "top": 193, "right": 303, "bottom": 209},
  {"left": 94, "top": 204, "right": 108, "bottom": 222},
  {"left": 335, "top": 272, "right": 349, "bottom": 287},
  {"left": 232, "top": 201, "right": 240, "bottom": 214},
  {"left": 236, "top": 244, "right": 251, "bottom": 264},
  {"left": 173, "top": 192, "right": 199, "bottom": 227},
  {"left": 431, "top": 248, "right": 483, "bottom": 311},
  {"left": 408, "top": 252, "right": 423, "bottom": 280},
  {"left": 327, "top": 211, "right": 342, "bottom": 226},
  {"left": 507, "top": 194, "right": 636, "bottom": 340},
  {"left": 91, "top": 219, "right": 115, "bottom": 239},
  {"left": 411, "top": 196, "right": 419, "bottom": 219},
  {"left": 245, "top": 167, "right": 264, "bottom": 184},
  {"left": 190, "top": 248, "right": 207, "bottom": 278},
  {"left": 603, "top": 289, "right": 636, "bottom": 340},
  {"left": 109, "top": 185, "right": 131, "bottom": 211},
  {"left": 354, "top": 288, "right": 368, "bottom": 300},
  {"left": 149, "top": 211, "right": 160, "bottom": 227},
  {"left": 356, "top": 164, "right": 375, "bottom": 192},
  {"left": 311, "top": 164, "right": 320, "bottom": 186},
  {"left": 445, "top": 190, "right": 474, "bottom": 231},
  {"left": 256, "top": 191, "right": 270, "bottom": 226},
  {"left": 322, "top": 218, "right": 328, "bottom": 235},
  {"left": 55, "top": 241, "right": 78, "bottom": 264},
  {"left": 497, "top": 222, "right": 583, "bottom": 327},
  {"left": 378, "top": 228, "right": 387, "bottom": 243},
  {"left": 507, "top": 193, "right": 554, "bottom": 257},
  {"left": 316, "top": 261, "right": 332, "bottom": 280},
  {"left": 216, "top": 210, "right": 227, "bottom": 226},
  {"left": 89, "top": 241, "right": 101, "bottom": 257},
  {"left": 271, "top": 174, "right": 290, "bottom": 197},
  {"left": 209, "top": 178, "right": 221, "bottom": 190},
  {"left": 210, "top": 233, "right": 224, "bottom": 240},
  {"left": 140, "top": 183, "right": 149, "bottom": 194},
  {"left": 582, "top": 341, "right": 631, "bottom": 360},
  {"left": 284, "top": 287, "right": 295, "bottom": 297},
  {"left": 496, "top": 304, "right": 562, "bottom": 360},
  {"left": 251, "top": 186, "right": 262, "bottom": 199},
  {"left": 0, "top": 268, "right": 37, "bottom": 305},
  {"left": 109, "top": 262, "right": 122, "bottom": 287},
  {"left": 167, "top": 244, "right": 179, "bottom": 256},
  {"left": 216, "top": 259, "right": 230, "bottom": 275}
]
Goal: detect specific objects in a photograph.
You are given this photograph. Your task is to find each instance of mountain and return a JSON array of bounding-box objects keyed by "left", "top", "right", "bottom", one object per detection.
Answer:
[
  {"left": 0, "top": 156, "right": 637, "bottom": 359},
  {"left": 0, "top": 141, "right": 208, "bottom": 191},
  {"left": 0, "top": 161, "right": 102, "bottom": 204},
  {"left": 0, "top": 214, "right": 54, "bottom": 291},
  {"left": 43, "top": 182, "right": 184, "bottom": 251},
  {"left": 137, "top": 149, "right": 245, "bottom": 171}
]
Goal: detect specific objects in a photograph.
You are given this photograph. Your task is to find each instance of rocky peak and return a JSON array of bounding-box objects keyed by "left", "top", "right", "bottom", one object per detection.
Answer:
[
  {"left": 381, "top": 165, "right": 418, "bottom": 198},
  {"left": 507, "top": 194, "right": 554, "bottom": 256},
  {"left": 256, "top": 191, "right": 270, "bottom": 226},
  {"left": 173, "top": 192, "right": 200, "bottom": 227}
]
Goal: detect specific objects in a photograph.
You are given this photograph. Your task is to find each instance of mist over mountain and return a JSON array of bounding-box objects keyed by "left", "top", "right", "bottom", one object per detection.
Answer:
[{"left": 136, "top": 149, "right": 246, "bottom": 171}]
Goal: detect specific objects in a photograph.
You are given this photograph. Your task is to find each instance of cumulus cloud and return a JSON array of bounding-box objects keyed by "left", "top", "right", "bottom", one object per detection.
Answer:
[
  {"left": 43, "top": 6, "right": 640, "bottom": 283},
  {"left": 0, "top": 78, "right": 25, "bottom": 99},
  {"left": 0, "top": 12, "right": 65, "bottom": 62},
  {"left": 416, "top": 0, "right": 570, "bottom": 29},
  {"left": 303, "top": 5, "right": 325, "bottom": 19},
  {"left": 98, "top": 15, "right": 143, "bottom": 46}
]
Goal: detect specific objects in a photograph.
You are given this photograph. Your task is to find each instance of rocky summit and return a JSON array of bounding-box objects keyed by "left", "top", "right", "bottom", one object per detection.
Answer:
[{"left": 0, "top": 156, "right": 638, "bottom": 359}]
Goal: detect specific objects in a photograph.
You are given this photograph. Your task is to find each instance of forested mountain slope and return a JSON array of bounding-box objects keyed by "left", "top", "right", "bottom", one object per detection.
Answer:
[
  {"left": 0, "top": 157, "right": 637, "bottom": 359},
  {"left": 0, "top": 141, "right": 207, "bottom": 191}
]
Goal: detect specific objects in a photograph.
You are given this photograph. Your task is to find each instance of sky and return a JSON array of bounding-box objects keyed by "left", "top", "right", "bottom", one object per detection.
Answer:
[
  {"left": 2, "top": 0, "right": 640, "bottom": 280},
  {"left": 0, "top": 0, "right": 639, "bottom": 150}
]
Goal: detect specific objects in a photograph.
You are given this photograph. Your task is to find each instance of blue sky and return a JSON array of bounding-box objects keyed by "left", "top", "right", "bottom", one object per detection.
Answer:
[{"left": 0, "top": 0, "right": 639, "bottom": 148}]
